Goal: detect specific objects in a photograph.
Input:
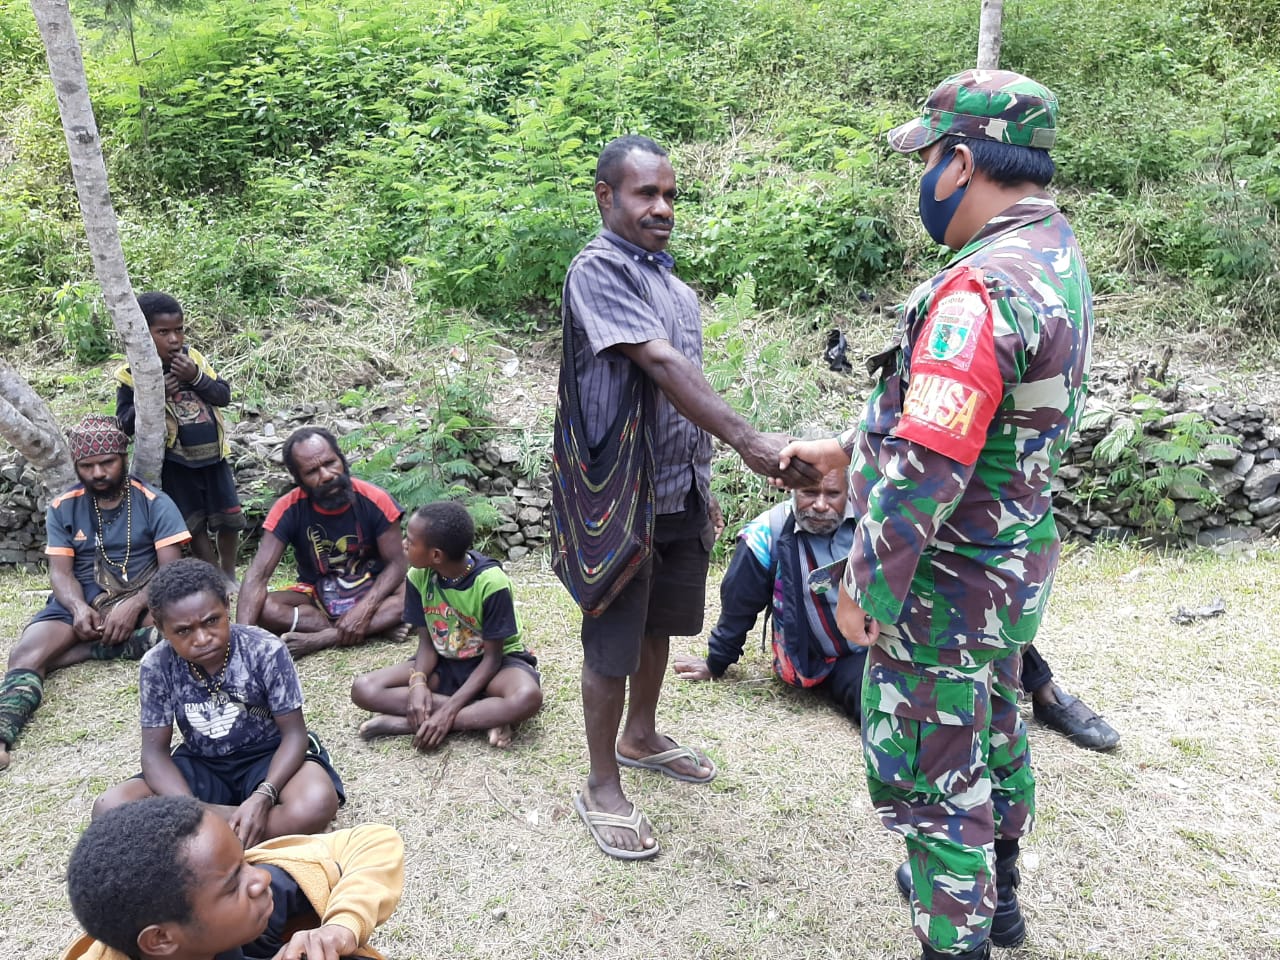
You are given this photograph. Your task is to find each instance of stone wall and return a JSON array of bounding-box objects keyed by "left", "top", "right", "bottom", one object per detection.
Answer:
[
  {"left": 1052, "top": 362, "right": 1280, "bottom": 548},
  {"left": 2, "top": 373, "right": 1277, "bottom": 570}
]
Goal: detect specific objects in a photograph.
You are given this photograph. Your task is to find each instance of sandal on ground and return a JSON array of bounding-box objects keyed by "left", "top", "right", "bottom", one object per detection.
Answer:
[
  {"left": 614, "top": 740, "right": 717, "bottom": 783},
  {"left": 572, "top": 790, "right": 659, "bottom": 861}
]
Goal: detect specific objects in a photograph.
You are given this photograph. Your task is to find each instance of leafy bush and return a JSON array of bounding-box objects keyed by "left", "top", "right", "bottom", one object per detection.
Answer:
[
  {"left": 49, "top": 281, "right": 112, "bottom": 363},
  {"left": 1132, "top": 184, "right": 1278, "bottom": 298},
  {"left": 679, "top": 169, "right": 899, "bottom": 308},
  {"left": 1083, "top": 395, "right": 1240, "bottom": 532},
  {"left": 2, "top": 0, "right": 1279, "bottom": 348}
]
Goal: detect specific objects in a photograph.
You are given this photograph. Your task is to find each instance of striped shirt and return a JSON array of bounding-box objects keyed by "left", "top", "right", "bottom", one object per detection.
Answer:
[{"left": 565, "top": 231, "right": 712, "bottom": 515}]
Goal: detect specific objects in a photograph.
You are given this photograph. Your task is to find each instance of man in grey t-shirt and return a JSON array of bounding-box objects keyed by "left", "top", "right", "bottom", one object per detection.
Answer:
[{"left": 560, "top": 135, "right": 816, "bottom": 860}]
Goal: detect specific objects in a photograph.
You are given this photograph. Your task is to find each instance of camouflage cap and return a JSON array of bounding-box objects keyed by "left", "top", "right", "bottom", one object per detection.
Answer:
[{"left": 887, "top": 69, "right": 1058, "bottom": 154}]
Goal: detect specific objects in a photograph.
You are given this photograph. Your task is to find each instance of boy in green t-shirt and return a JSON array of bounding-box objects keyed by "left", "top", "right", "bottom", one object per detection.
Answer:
[{"left": 351, "top": 501, "right": 543, "bottom": 749}]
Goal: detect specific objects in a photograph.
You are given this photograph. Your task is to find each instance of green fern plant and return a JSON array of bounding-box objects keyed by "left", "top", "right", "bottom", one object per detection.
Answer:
[{"left": 1084, "top": 393, "right": 1240, "bottom": 532}]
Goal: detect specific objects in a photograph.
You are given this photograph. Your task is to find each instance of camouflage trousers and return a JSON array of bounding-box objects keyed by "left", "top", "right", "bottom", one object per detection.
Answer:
[{"left": 862, "top": 641, "right": 1034, "bottom": 955}]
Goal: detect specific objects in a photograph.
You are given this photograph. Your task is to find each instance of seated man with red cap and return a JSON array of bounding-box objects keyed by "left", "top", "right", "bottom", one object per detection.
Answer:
[{"left": 0, "top": 414, "right": 191, "bottom": 771}]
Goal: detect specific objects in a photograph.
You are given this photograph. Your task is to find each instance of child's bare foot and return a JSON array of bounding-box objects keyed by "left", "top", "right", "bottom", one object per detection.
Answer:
[
  {"left": 358, "top": 715, "right": 414, "bottom": 740},
  {"left": 487, "top": 724, "right": 514, "bottom": 749},
  {"left": 0, "top": 743, "right": 10, "bottom": 771}
]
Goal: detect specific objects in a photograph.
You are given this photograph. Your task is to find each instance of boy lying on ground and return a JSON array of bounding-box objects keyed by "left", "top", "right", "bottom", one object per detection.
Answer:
[{"left": 62, "top": 794, "right": 404, "bottom": 960}]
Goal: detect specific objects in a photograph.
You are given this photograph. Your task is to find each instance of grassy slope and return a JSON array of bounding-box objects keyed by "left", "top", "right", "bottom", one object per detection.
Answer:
[
  {"left": 2, "top": 5, "right": 1280, "bottom": 954},
  {"left": 2, "top": 542, "right": 1279, "bottom": 959}
]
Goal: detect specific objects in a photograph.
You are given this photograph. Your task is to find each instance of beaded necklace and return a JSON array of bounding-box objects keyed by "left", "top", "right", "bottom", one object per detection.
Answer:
[
  {"left": 437, "top": 553, "right": 476, "bottom": 588},
  {"left": 187, "top": 635, "right": 233, "bottom": 707},
  {"left": 92, "top": 485, "right": 133, "bottom": 583}
]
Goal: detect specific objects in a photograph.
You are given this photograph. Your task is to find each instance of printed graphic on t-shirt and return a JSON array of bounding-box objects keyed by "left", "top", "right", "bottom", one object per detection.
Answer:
[
  {"left": 183, "top": 697, "right": 246, "bottom": 739},
  {"left": 171, "top": 390, "right": 215, "bottom": 428},
  {"left": 424, "top": 599, "right": 483, "bottom": 659},
  {"left": 139, "top": 625, "right": 304, "bottom": 758},
  {"left": 306, "top": 524, "right": 368, "bottom": 578}
]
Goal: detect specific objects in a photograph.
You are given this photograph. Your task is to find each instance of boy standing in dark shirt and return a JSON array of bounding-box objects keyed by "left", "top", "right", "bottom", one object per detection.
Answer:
[{"left": 116, "top": 291, "right": 244, "bottom": 579}]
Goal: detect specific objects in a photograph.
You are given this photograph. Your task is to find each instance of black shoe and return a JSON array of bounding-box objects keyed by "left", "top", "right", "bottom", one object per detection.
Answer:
[
  {"left": 921, "top": 941, "right": 991, "bottom": 960},
  {"left": 895, "top": 861, "right": 912, "bottom": 902},
  {"left": 1032, "top": 684, "right": 1120, "bottom": 751},
  {"left": 991, "top": 837, "right": 1026, "bottom": 948},
  {"left": 894, "top": 852, "right": 1024, "bottom": 950}
]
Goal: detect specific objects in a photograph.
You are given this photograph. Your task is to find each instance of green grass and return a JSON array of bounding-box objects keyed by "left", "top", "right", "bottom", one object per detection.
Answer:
[{"left": 3, "top": 543, "right": 1280, "bottom": 958}]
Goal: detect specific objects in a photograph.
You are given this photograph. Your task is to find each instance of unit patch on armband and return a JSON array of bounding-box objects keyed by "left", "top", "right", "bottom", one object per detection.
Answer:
[
  {"left": 925, "top": 289, "right": 987, "bottom": 370},
  {"left": 894, "top": 266, "right": 1004, "bottom": 466},
  {"left": 902, "top": 374, "right": 983, "bottom": 436}
]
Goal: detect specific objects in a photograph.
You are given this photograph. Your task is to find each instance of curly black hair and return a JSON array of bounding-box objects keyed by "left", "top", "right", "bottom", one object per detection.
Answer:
[
  {"left": 412, "top": 500, "right": 475, "bottom": 562},
  {"left": 281, "top": 426, "right": 349, "bottom": 483},
  {"left": 595, "top": 134, "right": 667, "bottom": 190},
  {"left": 147, "top": 557, "right": 230, "bottom": 624},
  {"left": 136, "top": 291, "right": 183, "bottom": 325},
  {"left": 67, "top": 795, "right": 204, "bottom": 957}
]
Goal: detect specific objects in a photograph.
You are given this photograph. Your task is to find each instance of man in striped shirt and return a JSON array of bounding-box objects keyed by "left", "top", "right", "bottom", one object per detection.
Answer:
[{"left": 563, "top": 135, "right": 816, "bottom": 860}]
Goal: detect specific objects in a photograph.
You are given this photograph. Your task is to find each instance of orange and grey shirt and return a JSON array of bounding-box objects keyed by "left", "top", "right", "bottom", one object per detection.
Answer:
[{"left": 46, "top": 477, "right": 190, "bottom": 604}]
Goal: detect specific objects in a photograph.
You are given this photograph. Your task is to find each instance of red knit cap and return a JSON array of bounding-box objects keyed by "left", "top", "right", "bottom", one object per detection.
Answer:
[{"left": 67, "top": 414, "right": 130, "bottom": 463}]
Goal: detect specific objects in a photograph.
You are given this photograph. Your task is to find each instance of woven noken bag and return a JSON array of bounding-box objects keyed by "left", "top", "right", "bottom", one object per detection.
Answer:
[{"left": 549, "top": 300, "right": 655, "bottom": 617}]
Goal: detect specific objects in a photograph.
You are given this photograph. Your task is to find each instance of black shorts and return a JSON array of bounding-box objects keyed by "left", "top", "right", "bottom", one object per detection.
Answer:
[
  {"left": 580, "top": 510, "right": 713, "bottom": 678},
  {"left": 162, "top": 459, "right": 246, "bottom": 531},
  {"left": 132, "top": 731, "right": 345, "bottom": 805},
  {"left": 432, "top": 651, "right": 541, "bottom": 696}
]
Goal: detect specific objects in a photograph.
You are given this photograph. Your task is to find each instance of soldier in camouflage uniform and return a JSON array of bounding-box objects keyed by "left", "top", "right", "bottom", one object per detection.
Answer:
[{"left": 780, "top": 70, "right": 1092, "bottom": 959}]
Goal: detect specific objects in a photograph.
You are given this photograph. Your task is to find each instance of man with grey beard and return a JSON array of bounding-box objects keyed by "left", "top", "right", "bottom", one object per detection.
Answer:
[
  {"left": 673, "top": 467, "right": 868, "bottom": 721},
  {"left": 674, "top": 468, "right": 1117, "bottom": 747}
]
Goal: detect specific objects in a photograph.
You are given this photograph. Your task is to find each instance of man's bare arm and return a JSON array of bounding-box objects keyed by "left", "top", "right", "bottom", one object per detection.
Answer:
[
  {"left": 236, "top": 534, "right": 287, "bottom": 625},
  {"left": 613, "top": 339, "right": 818, "bottom": 484}
]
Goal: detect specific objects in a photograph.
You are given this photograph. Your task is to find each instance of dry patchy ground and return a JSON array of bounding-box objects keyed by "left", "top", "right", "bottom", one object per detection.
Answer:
[{"left": 2, "top": 542, "right": 1279, "bottom": 960}]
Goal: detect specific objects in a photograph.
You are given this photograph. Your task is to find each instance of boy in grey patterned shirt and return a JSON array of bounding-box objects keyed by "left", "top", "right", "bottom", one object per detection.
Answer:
[{"left": 93, "top": 559, "right": 343, "bottom": 847}]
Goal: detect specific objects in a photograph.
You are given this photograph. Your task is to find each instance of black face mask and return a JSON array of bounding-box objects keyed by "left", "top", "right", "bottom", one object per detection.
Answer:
[{"left": 918, "top": 147, "right": 968, "bottom": 246}]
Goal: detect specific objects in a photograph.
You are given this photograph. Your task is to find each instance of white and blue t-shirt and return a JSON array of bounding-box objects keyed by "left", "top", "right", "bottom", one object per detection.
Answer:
[{"left": 139, "top": 624, "right": 303, "bottom": 757}]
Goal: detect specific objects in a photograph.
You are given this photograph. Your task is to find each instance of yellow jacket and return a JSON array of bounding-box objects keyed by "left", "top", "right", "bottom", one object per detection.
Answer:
[{"left": 60, "top": 824, "right": 404, "bottom": 960}]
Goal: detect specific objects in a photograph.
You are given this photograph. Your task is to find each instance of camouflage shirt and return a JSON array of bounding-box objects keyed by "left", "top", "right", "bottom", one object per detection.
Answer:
[{"left": 843, "top": 194, "right": 1093, "bottom": 666}]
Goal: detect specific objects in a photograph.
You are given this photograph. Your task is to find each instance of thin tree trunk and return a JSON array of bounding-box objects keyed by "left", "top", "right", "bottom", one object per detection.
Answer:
[
  {"left": 977, "top": 0, "right": 1004, "bottom": 69},
  {"left": 0, "top": 358, "right": 76, "bottom": 498},
  {"left": 29, "top": 0, "right": 165, "bottom": 485}
]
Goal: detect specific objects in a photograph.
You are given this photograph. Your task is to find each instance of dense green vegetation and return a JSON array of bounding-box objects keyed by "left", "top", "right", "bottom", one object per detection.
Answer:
[{"left": 2, "top": 0, "right": 1278, "bottom": 343}]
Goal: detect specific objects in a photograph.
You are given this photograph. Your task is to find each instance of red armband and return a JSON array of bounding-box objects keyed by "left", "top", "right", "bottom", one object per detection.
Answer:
[{"left": 895, "top": 266, "right": 1004, "bottom": 466}]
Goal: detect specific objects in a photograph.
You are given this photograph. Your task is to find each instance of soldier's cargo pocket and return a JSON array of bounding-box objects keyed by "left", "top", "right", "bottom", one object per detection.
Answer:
[{"left": 863, "top": 658, "right": 986, "bottom": 796}]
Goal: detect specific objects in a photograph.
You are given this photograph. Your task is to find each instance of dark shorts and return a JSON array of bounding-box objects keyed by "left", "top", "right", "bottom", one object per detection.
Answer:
[
  {"left": 28, "top": 595, "right": 79, "bottom": 628},
  {"left": 431, "top": 651, "right": 541, "bottom": 696},
  {"left": 581, "top": 509, "right": 714, "bottom": 678},
  {"left": 27, "top": 594, "right": 145, "bottom": 630},
  {"left": 162, "top": 459, "right": 245, "bottom": 531},
  {"left": 132, "top": 731, "right": 345, "bottom": 805}
]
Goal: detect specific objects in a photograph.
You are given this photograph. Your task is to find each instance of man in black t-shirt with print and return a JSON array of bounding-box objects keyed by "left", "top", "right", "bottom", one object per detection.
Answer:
[{"left": 236, "top": 427, "right": 407, "bottom": 657}]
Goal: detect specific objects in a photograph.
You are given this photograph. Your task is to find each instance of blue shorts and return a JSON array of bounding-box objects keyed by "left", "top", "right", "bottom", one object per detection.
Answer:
[
  {"left": 27, "top": 595, "right": 146, "bottom": 630},
  {"left": 133, "top": 731, "right": 345, "bottom": 805}
]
